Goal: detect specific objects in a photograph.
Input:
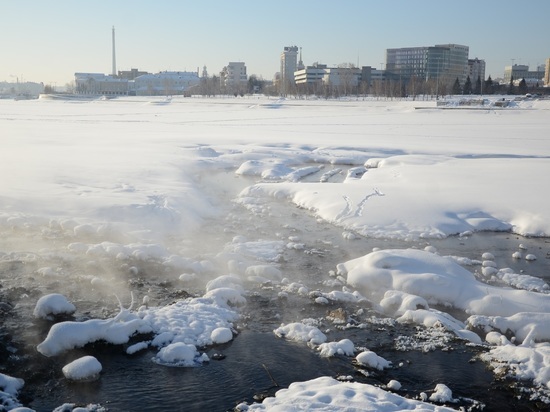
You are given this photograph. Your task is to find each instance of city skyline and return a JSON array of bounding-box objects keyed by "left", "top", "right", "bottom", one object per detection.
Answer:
[{"left": 1, "top": 0, "right": 548, "bottom": 87}]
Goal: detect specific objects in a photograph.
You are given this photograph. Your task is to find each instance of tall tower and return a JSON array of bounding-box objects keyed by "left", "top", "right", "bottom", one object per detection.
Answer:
[
  {"left": 297, "top": 47, "right": 305, "bottom": 70},
  {"left": 112, "top": 26, "right": 117, "bottom": 76},
  {"left": 280, "top": 46, "right": 298, "bottom": 95}
]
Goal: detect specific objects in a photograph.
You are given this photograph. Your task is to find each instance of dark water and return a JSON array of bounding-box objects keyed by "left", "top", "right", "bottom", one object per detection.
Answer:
[
  {"left": 2, "top": 168, "right": 550, "bottom": 411},
  {"left": 24, "top": 331, "right": 349, "bottom": 412},
  {"left": 18, "top": 321, "right": 542, "bottom": 412}
]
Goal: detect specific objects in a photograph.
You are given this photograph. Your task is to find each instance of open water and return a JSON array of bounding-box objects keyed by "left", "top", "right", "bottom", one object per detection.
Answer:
[{"left": 1, "top": 168, "right": 549, "bottom": 411}]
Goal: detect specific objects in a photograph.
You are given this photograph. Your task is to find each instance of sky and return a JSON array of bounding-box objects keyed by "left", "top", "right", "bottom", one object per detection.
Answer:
[{"left": 1, "top": 0, "right": 549, "bottom": 87}]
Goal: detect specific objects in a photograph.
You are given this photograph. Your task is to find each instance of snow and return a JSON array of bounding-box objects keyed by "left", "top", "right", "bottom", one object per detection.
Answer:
[
  {"left": 273, "top": 322, "right": 327, "bottom": 345},
  {"left": 211, "top": 327, "right": 233, "bottom": 344},
  {"left": 62, "top": 356, "right": 102, "bottom": 381},
  {"left": 2, "top": 96, "right": 550, "bottom": 410},
  {"left": 245, "top": 376, "right": 458, "bottom": 411},
  {"left": 339, "top": 248, "right": 550, "bottom": 317},
  {"left": 33, "top": 293, "right": 76, "bottom": 319},
  {"left": 37, "top": 304, "right": 153, "bottom": 357},
  {"left": 317, "top": 338, "right": 355, "bottom": 357},
  {"left": 356, "top": 350, "right": 392, "bottom": 370},
  {"left": 429, "top": 384, "right": 456, "bottom": 403},
  {"left": 386, "top": 380, "right": 401, "bottom": 391},
  {"left": 152, "top": 342, "right": 209, "bottom": 367},
  {"left": 0, "top": 372, "right": 25, "bottom": 410}
]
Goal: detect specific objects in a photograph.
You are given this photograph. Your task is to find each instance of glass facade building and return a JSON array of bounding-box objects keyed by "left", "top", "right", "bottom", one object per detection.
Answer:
[{"left": 386, "top": 44, "right": 469, "bottom": 86}]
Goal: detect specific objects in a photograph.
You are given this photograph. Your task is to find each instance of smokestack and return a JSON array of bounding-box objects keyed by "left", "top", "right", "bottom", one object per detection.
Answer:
[{"left": 112, "top": 26, "right": 117, "bottom": 76}]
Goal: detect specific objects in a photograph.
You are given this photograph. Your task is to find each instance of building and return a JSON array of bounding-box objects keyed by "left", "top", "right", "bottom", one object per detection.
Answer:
[
  {"left": 468, "top": 58, "right": 486, "bottom": 83},
  {"left": 280, "top": 46, "right": 299, "bottom": 94},
  {"left": 294, "top": 63, "right": 361, "bottom": 94},
  {"left": 75, "top": 71, "right": 200, "bottom": 96},
  {"left": 504, "top": 64, "right": 528, "bottom": 83},
  {"left": 220, "top": 62, "right": 247, "bottom": 92},
  {"left": 504, "top": 64, "right": 544, "bottom": 85},
  {"left": 0, "top": 80, "right": 44, "bottom": 98},
  {"left": 75, "top": 73, "right": 129, "bottom": 96},
  {"left": 133, "top": 71, "right": 200, "bottom": 96},
  {"left": 360, "top": 66, "right": 386, "bottom": 85},
  {"left": 118, "top": 68, "right": 149, "bottom": 80},
  {"left": 386, "top": 44, "right": 469, "bottom": 86},
  {"left": 294, "top": 63, "right": 327, "bottom": 85}
]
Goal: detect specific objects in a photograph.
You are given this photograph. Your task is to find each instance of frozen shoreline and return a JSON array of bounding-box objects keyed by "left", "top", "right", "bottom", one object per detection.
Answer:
[{"left": 1, "top": 97, "right": 549, "bottom": 411}]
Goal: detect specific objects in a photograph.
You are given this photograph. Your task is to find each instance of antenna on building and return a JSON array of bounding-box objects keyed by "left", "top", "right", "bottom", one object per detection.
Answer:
[
  {"left": 112, "top": 26, "right": 117, "bottom": 76},
  {"left": 298, "top": 47, "right": 304, "bottom": 70}
]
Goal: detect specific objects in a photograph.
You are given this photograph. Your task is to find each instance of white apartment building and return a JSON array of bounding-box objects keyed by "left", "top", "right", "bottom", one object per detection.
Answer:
[
  {"left": 294, "top": 63, "right": 327, "bottom": 84},
  {"left": 220, "top": 62, "right": 247, "bottom": 90},
  {"left": 294, "top": 64, "right": 361, "bottom": 91}
]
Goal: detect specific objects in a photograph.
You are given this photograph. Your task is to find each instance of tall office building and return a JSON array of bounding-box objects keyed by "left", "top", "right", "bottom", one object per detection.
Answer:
[
  {"left": 280, "top": 46, "right": 299, "bottom": 94},
  {"left": 468, "top": 58, "right": 486, "bottom": 83},
  {"left": 386, "top": 44, "right": 469, "bottom": 86}
]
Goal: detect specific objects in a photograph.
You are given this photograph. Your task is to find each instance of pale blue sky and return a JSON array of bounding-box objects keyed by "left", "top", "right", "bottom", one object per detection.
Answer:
[{"left": 1, "top": 0, "right": 548, "bottom": 86}]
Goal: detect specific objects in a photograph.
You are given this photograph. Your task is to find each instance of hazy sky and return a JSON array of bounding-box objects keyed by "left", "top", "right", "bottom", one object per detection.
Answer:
[{"left": 1, "top": 0, "right": 548, "bottom": 86}]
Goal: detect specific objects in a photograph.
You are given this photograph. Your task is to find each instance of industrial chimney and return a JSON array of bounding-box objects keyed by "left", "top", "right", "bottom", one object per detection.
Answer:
[{"left": 112, "top": 26, "right": 117, "bottom": 76}]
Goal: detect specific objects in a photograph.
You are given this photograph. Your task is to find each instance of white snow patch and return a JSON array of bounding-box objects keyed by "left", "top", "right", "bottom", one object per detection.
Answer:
[
  {"left": 33, "top": 293, "right": 76, "bottom": 319},
  {"left": 62, "top": 356, "right": 102, "bottom": 381}
]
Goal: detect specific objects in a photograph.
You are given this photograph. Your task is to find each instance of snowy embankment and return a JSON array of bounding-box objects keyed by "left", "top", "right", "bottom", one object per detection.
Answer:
[
  {"left": 239, "top": 155, "right": 549, "bottom": 239},
  {"left": 1, "top": 97, "right": 550, "bottom": 410}
]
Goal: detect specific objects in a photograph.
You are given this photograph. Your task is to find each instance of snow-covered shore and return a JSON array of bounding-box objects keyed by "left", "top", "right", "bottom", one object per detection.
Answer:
[{"left": 1, "top": 96, "right": 549, "bottom": 411}]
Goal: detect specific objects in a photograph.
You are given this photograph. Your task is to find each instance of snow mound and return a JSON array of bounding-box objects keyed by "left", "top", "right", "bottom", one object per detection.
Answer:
[
  {"left": 317, "top": 339, "right": 355, "bottom": 357},
  {"left": 139, "top": 293, "right": 240, "bottom": 349},
  {"left": 33, "top": 293, "right": 76, "bottom": 319},
  {"left": 62, "top": 356, "right": 102, "bottom": 381},
  {"left": 37, "top": 305, "right": 152, "bottom": 357},
  {"left": 0, "top": 372, "right": 25, "bottom": 410},
  {"left": 274, "top": 322, "right": 327, "bottom": 345},
  {"left": 429, "top": 383, "right": 456, "bottom": 403},
  {"left": 356, "top": 350, "right": 392, "bottom": 370},
  {"left": 152, "top": 342, "right": 208, "bottom": 367},
  {"left": 340, "top": 248, "right": 550, "bottom": 317},
  {"left": 211, "top": 327, "right": 233, "bottom": 344},
  {"left": 246, "top": 376, "right": 457, "bottom": 411}
]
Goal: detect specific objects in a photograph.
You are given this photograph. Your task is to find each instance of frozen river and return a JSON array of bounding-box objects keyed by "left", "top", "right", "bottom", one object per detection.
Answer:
[{"left": 1, "top": 96, "right": 550, "bottom": 411}]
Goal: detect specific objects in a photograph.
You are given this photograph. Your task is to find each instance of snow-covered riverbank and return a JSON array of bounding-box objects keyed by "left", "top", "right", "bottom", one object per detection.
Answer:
[{"left": 1, "top": 96, "right": 549, "bottom": 411}]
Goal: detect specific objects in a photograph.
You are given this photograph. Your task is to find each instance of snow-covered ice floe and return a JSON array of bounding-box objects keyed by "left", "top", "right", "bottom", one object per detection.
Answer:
[
  {"left": 240, "top": 376, "right": 459, "bottom": 411},
  {"left": 37, "top": 279, "right": 242, "bottom": 366}
]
